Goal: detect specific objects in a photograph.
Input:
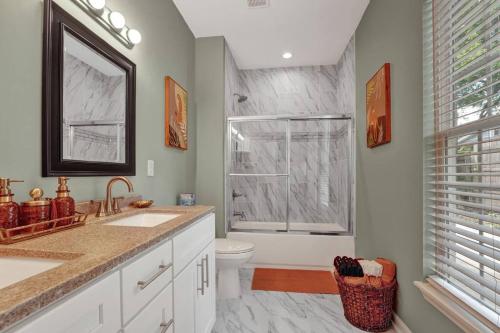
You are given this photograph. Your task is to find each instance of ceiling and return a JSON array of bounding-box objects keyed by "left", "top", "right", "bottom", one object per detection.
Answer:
[{"left": 172, "top": 0, "right": 369, "bottom": 69}]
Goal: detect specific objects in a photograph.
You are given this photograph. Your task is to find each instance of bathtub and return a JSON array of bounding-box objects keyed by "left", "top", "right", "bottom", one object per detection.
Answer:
[{"left": 227, "top": 231, "right": 355, "bottom": 270}]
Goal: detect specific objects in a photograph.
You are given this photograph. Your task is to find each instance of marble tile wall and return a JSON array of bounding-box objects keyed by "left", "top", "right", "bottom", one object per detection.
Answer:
[
  {"left": 336, "top": 37, "right": 356, "bottom": 118},
  {"left": 62, "top": 53, "right": 126, "bottom": 163},
  {"left": 225, "top": 43, "right": 241, "bottom": 118},
  {"left": 225, "top": 38, "right": 355, "bottom": 231},
  {"left": 234, "top": 65, "right": 338, "bottom": 117}
]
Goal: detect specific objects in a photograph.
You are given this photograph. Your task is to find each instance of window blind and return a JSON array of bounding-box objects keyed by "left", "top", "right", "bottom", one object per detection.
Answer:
[{"left": 425, "top": 0, "right": 500, "bottom": 326}]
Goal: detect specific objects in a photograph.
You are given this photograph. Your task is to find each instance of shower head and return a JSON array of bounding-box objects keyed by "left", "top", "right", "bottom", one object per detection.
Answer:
[{"left": 234, "top": 93, "right": 248, "bottom": 103}]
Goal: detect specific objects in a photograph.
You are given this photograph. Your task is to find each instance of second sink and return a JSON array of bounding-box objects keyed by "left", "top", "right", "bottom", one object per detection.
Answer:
[{"left": 105, "top": 213, "right": 180, "bottom": 228}]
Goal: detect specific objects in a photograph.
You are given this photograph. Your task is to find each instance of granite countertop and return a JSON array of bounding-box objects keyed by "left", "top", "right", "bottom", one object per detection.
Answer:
[{"left": 0, "top": 205, "right": 215, "bottom": 331}]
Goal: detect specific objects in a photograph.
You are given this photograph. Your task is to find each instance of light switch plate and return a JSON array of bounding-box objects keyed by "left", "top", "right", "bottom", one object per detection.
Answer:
[{"left": 147, "top": 160, "right": 154, "bottom": 177}]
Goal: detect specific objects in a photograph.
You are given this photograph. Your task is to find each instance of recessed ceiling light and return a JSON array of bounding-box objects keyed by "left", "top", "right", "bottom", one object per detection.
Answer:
[{"left": 282, "top": 52, "right": 293, "bottom": 59}]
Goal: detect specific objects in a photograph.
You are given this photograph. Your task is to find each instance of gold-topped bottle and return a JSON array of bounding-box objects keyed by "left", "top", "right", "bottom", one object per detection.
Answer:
[
  {"left": 21, "top": 188, "right": 51, "bottom": 231},
  {"left": 53, "top": 177, "right": 75, "bottom": 226},
  {"left": 0, "top": 178, "right": 23, "bottom": 232}
]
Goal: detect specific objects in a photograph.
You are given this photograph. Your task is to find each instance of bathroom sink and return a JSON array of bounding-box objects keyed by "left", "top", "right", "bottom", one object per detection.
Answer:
[
  {"left": 0, "top": 257, "right": 65, "bottom": 289},
  {"left": 105, "top": 213, "right": 180, "bottom": 228}
]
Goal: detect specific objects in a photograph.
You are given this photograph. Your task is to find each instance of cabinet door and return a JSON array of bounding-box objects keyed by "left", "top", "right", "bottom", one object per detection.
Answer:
[
  {"left": 14, "top": 272, "right": 121, "bottom": 333},
  {"left": 123, "top": 284, "right": 173, "bottom": 333},
  {"left": 173, "top": 214, "right": 215, "bottom": 276},
  {"left": 196, "top": 241, "right": 216, "bottom": 333},
  {"left": 173, "top": 261, "right": 197, "bottom": 333}
]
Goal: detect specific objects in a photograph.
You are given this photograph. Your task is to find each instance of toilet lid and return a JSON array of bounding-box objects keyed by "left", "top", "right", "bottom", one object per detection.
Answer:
[{"left": 215, "top": 239, "right": 255, "bottom": 254}]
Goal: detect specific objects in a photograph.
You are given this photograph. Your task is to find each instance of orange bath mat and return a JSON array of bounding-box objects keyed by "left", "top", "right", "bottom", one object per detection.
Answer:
[{"left": 251, "top": 268, "right": 339, "bottom": 294}]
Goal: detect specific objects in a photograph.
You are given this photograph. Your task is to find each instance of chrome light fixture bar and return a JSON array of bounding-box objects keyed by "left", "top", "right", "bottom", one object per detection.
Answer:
[{"left": 71, "top": 0, "right": 141, "bottom": 49}]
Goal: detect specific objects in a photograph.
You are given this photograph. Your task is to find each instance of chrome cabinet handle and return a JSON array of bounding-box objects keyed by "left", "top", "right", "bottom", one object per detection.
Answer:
[
  {"left": 203, "top": 254, "right": 209, "bottom": 288},
  {"left": 197, "top": 260, "right": 205, "bottom": 295},
  {"left": 160, "top": 319, "right": 174, "bottom": 333},
  {"left": 137, "top": 263, "right": 172, "bottom": 290}
]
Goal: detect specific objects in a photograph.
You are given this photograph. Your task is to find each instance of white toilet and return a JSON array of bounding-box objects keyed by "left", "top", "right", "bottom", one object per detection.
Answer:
[{"left": 215, "top": 238, "right": 255, "bottom": 299}]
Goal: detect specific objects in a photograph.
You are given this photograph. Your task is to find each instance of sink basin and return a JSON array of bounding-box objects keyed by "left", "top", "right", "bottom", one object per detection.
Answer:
[
  {"left": 105, "top": 213, "right": 180, "bottom": 228},
  {"left": 0, "top": 257, "right": 65, "bottom": 289}
]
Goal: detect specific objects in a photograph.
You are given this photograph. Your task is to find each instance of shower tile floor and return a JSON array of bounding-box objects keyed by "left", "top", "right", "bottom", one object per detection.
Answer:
[{"left": 213, "top": 269, "right": 395, "bottom": 333}]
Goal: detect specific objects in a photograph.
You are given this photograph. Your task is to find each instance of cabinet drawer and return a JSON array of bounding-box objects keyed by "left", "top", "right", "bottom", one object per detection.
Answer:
[
  {"left": 121, "top": 240, "right": 172, "bottom": 324},
  {"left": 123, "top": 284, "right": 173, "bottom": 333},
  {"left": 173, "top": 213, "right": 215, "bottom": 276},
  {"left": 13, "top": 272, "right": 121, "bottom": 333}
]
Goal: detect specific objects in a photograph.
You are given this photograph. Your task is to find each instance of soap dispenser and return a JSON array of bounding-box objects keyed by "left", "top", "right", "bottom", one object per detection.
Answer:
[
  {"left": 53, "top": 177, "right": 75, "bottom": 226},
  {"left": 0, "top": 178, "right": 23, "bottom": 231}
]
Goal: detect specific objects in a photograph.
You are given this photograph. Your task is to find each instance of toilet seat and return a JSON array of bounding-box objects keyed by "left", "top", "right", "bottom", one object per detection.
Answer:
[{"left": 215, "top": 239, "right": 254, "bottom": 255}]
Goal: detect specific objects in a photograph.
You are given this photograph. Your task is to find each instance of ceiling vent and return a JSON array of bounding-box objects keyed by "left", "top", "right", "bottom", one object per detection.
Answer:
[{"left": 247, "top": 0, "right": 270, "bottom": 9}]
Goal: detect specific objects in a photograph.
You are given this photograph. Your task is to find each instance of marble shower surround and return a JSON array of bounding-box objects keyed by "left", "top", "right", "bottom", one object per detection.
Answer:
[
  {"left": 227, "top": 38, "right": 354, "bottom": 118},
  {"left": 62, "top": 53, "right": 126, "bottom": 162},
  {"left": 225, "top": 43, "right": 241, "bottom": 118},
  {"left": 225, "top": 38, "right": 355, "bottom": 231},
  {"left": 237, "top": 65, "right": 338, "bottom": 116}
]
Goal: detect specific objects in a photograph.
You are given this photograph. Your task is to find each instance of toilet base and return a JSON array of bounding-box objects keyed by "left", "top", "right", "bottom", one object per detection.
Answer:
[{"left": 217, "top": 268, "right": 241, "bottom": 299}]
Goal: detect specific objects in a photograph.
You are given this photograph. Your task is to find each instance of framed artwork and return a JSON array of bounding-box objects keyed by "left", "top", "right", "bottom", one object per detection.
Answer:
[
  {"left": 366, "top": 63, "right": 391, "bottom": 148},
  {"left": 165, "top": 76, "right": 188, "bottom": 150}
]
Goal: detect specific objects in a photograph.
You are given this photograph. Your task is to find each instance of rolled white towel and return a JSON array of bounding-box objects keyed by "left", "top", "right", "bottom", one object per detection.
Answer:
[{"left": 359, "top": 260, "right": 383, "bottom": 277}]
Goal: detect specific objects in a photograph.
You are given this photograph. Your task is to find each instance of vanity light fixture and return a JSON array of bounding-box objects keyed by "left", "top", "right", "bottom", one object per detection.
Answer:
[
  {"left": 109, "top": 11, "right": 126, "bottom": 30},
  {"left": 282, "top": 52, "right": 293, "bottom": 59},
  {"left": 71, "top": 0, "right": 142, "bottom": 49},
  {"left": 87, "top": 0, "right": 105, "bottom": 11},
  {"left": 127, "top": 29, "right": 142, "bottom": 45}
]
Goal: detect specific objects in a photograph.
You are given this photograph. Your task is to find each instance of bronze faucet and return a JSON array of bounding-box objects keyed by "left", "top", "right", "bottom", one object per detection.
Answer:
[{"left": 104, "top": 176, "right": 134, "bottom": 216}]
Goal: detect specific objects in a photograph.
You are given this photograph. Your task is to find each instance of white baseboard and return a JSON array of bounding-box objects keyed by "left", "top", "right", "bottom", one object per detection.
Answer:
[{"left": 391, "top": 313, "right": 412, "bottom": 333}]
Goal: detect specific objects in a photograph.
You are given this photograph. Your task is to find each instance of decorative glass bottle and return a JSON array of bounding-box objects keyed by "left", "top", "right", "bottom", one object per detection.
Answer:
[
  {"left": 53, "top": 177, "right": 75, "bottom": 226},
  {"left": 0, "top": 178, "right": 23, "bottom": 235},
  {"left": 21, "top": 188, "right": 51, "bottom": 231}
]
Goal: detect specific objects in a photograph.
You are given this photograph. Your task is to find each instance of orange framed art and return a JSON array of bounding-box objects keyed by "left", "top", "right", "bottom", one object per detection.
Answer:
[
  {"left": 165, "top": 76, "right": 188, "bottom": 150},
  {"left": 366, "top": 63, "right": 391, "bottom": 148}
]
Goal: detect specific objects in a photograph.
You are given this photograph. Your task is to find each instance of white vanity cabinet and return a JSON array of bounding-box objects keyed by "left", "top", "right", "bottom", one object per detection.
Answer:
[
  {"left": 8, "top": 213, "right": 216, "bottom": 333},
  {"left": 13, "top": 271, "right": 121, "bottom": 333},
  {"left": 173, "top": 213, "right": 216, "bottom": 333}
]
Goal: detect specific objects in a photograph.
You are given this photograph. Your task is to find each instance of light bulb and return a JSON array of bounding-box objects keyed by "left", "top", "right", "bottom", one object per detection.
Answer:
[
  {"left": 282, "top": 52, "right": 293, "bottom": 59},
  {"left": 109, "top": 11, "right": 125, "bottom": 30},
  {"left": 88, "top": 0, "right": 105, "bottom": 10},
  {"left": 127, "top": 29, "right": 142, "bottom": 44}
]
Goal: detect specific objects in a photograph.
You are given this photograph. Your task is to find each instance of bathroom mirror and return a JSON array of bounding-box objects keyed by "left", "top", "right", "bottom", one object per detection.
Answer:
[{"left": 42, "top": 0, "right": 136, "bottom": 176}]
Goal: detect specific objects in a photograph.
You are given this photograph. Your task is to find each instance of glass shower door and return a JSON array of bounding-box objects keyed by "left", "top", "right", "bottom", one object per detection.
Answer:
[
  {"left": 228, "top": 120, "right": 288, "bottom": 231},
  {"left": 288, "top": 119, "right": 351, "bottom": 233}
]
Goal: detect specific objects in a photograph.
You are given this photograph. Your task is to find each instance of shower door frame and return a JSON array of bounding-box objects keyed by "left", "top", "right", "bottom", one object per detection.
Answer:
[{"left": 225, "top": 114, "right": 355, "bottom": 236}]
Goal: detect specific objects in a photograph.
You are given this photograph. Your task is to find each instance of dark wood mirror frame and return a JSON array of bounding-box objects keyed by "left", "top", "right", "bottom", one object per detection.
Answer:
[{"left": 42, "top": 0, "right": 136, "bottom": 177}]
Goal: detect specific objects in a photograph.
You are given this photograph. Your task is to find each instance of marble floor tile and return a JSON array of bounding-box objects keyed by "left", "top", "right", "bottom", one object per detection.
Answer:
[{"left": 214, "top": 269, "right": 395, "bottom": 333}]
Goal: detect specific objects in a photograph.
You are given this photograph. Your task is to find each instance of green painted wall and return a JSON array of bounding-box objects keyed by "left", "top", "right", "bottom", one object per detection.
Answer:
[
  {"left": 355, "top": 0, "right": 458, "bottom": 332},
  {"left": 194, "top": 37, "right": 225, "bottom": 237},
  {"left": 0, "top": 0, "right": 196, "bottom": 204}
]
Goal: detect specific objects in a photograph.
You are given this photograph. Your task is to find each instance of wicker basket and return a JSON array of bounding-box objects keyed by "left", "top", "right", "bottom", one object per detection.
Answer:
[{"left": 334, "top": 271, "right": 397, "bottom": 332}]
